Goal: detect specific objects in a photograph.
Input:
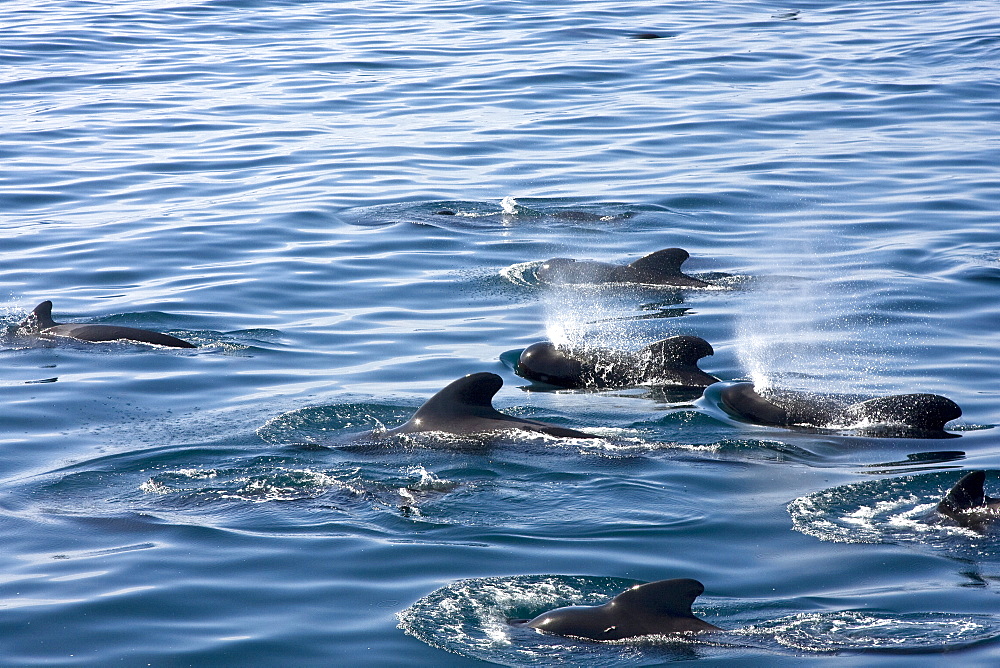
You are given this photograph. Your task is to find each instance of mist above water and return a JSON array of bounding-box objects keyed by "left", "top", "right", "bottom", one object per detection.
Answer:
[
  {"left": 542, "top": 284, "right": 668, "bottom": 352},
  {"left": 735, "top": 265, "right": 891, "bottom": 395}
]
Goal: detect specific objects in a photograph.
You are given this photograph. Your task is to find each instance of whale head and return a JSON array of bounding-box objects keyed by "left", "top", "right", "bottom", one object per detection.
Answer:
[{"left": 516, "top": 342, "right": 586, "bottom": 387}]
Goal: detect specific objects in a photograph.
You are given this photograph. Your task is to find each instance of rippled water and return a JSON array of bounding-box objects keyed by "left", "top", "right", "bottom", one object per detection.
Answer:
[{"left": 2, "top": 0, "right": 999, "bottom": 665}]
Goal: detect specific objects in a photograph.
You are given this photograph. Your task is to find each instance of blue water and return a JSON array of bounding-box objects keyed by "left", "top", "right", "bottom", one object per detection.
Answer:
[{"left": 2, "top": 0, "right": 999, "bottom": 665}]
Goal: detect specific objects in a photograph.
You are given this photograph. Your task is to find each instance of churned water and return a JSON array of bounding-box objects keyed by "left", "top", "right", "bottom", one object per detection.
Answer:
[{"left": 2, "top": 0, "right": 999, "bottom": 665}]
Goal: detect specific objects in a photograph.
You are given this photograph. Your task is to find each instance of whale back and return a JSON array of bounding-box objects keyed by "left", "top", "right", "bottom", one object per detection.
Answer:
[
  {"left": 536, "top": 258, "right": 617, "bottom": 284},
  {"left": 516, "top": 578, "right": 719, "bottom": 640},
  {"left": 517, "top": 604, "right": 615, "bottom": 639},
  {"left": 49, "top": 324, "right": 196, "bottom": 348},
  {"left": 719, "top": 383, "right": 961, "bottom": 435},
  {"left": 537, "top": 248, "right": 709, "bottom": 286},
  {"left": 21, "top": 300, "right": 195, "bottom": 348},
  {"left": 844, "top": 393, "right": 961, "bottom": 432},
  {"left": 516, "top": 337, "right": 718, "bottom": 390}
]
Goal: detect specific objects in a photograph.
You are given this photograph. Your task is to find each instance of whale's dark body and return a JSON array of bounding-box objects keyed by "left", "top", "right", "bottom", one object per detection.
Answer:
[
  {"left": 509, "top": 578, "right": 720, "bottom": 640},
  {"left": 718, "top": 382, "right": 961, "bottom": 437},
  {"left": 536, "top": 248, "right": 710, "bottom": 287},
  {"left": 937, "top": 471, "right": 1000, "bottom": 531},
  {"left": 514, "top": 336, "right": 719, "bottom": 390},
  {"left": 383, "top": 372, "right": 597, "bottom": 439},
  {"left": 20, "top": 301, "right": 195, "bottom": 348}
]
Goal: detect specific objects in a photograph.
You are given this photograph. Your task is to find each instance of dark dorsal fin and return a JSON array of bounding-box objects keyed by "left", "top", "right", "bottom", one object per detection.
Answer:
[
  {"left": 24, "top": 300, "right": 57, "bottom": 330},
  {"left": 626, "top": 248, "right": 690, "bottom": 278},
  {"left": 643, "top": 336, "right": 714, "bottom": 366},
  {"left": 940, "top": 471, "right": 987, "bottom": 513},
  {"left": 411, "top": 372, "right": 504, "bottom": 420},
  {"left": 613, "top": 578, "right": 704, "bottom": 617}
]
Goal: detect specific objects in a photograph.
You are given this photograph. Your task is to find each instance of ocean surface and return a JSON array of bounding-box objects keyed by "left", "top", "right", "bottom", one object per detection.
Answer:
[{"left": 2, "top": 0, "right": 999, "bottom": 665}]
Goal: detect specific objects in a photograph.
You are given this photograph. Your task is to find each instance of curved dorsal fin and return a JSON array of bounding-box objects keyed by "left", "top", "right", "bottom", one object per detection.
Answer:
[
  {"left": 940, "top": 471, "right": 987, "bottom": 513},
  {"left": 24, "top": 300, "right": 57, "bottom": 330},
  {"left": 412, "top": 372, "right": 504, "bottom": 419},
  {"left": 642, "top": 336, "right": 714, "bottom": 366},
  {"left": 613, "top": 578, "right": 704, "bottom": 617},
  {"left": 627, "top": 248, "right": 690, "bottom": 277}
]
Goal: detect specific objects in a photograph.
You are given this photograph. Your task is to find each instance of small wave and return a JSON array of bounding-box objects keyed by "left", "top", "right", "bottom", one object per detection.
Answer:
[
  {"left": 140, "top": 466, "right": 351, "bottom": 504},
  {"left": 400, "top": 575, "right": 1000, "bottom": 662},
  {"left": 399, "top": 575, "right": 710, "bottom": 666},
  {"left": 257, "top": 403, "right": 410, "bottom": 445},
  {"left": 499, "top": 261, "right": 543, "bottom": 287},
  {"left": 341, "top": 198, "right": 640, "bottom": 232},
  {"left": 397, "top": 466, "right": 459, "bottom": 516},
  {"left": 739, "top": 611, "right": 1000, "bottom": 653},
  {"left": 788, "top": 472, "right": 1000, "bottom": 557}
]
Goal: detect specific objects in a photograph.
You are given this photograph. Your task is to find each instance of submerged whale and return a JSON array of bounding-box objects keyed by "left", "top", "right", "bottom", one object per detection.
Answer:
[
  {"left": 383, "top": 372, "right": 597, "bottom": 439},
  {"left": 938, "top": 471, "right": 1000, "bottom": 531},
  {"left": 514, "top": 336, "right": 719, "bottom": 390},
  {"left": 535, "top": 248, "right": 710, "bottom": 287},
  {"left": 20, "top": 300, "right": 195, "bottom": 348},
  {"left": 717, "top": 382, "right": 961, "bottom": 437},
  {"left": 509, "top": 578, "right": 721, "bottom": 640}
]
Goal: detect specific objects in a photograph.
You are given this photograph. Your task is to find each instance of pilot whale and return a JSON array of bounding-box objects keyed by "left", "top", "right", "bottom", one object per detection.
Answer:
[
  {"left": 383, "top": 372, "right": 597, "bottom": 439},
  {"left": 509, "top": 578, "right": 721, "bottom": 640},
  {"left": 717, "top": 382, "right": 961, "bottom": 437},
  {"left": 20, "top": 300, "right": 195, "bottom": 348},
  {"left": 937, "top": 471, "right": 1000, "bottom": 531},
  {"left": 535, "top": 248, "right": 710, "bottom": 287},
  {"left": 514, "top": 336, "right": 719, "bottom": 390}
]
